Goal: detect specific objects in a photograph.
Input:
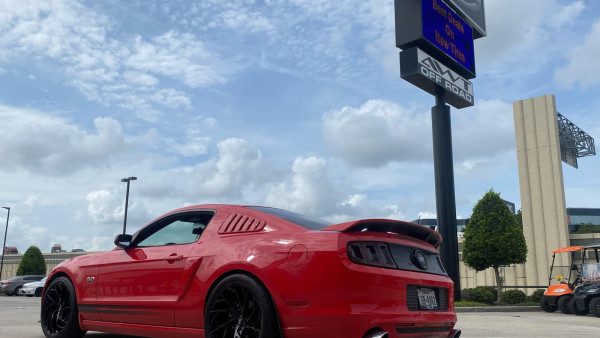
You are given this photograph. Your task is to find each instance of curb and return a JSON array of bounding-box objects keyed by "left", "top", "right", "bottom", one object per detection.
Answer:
[{"left": 456, "top": 306, "right": 540, "bottom": 313}]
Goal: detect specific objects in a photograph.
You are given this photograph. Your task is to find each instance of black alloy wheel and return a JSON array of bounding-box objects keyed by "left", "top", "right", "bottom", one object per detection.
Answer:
[
  {"left": 40, "top": 277, "right": 85, "bottom": 338},
  {"left": 590, "top": 297, "right": 600, "bottom": 317},
  {"left": 558, "top": 295, "right": 573, "bottom": 314},
  {"left": 205, "top": 274, "right": 279, "bottom": 338}
]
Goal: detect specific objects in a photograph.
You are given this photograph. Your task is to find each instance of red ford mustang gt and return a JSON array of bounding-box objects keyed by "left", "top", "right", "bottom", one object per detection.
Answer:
[{"left": 41, "top": 204, "right": 459, "bottom": 338}]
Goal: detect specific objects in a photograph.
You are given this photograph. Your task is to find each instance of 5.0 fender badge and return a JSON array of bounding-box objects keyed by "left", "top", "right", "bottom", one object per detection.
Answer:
[{"left": 86, "top": 276, "right": 95, "bottom": 283}]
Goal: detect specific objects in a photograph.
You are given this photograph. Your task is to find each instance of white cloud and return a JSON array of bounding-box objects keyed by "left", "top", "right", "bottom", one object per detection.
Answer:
[
  {"left": 322, "top": 100, "right": 430, "bottom": 167},
  {"left": 453, "top": 99, "right": 516, "bottom": 161},
  {"left": 554, "top": 1, "right": 586, "bottom": 27},
  {"left": 0, "top": 1, "right": 228, "bottom": 120},
  {"left": 266, "top": 156, "right": 340, "bottom": 216},
  {"left": 126, "top": 31, "right": 227, "bottom": 88},
  {"left": 193, "top": 138, "right": 266, "bottom": 197},
  {"left": 0, "top": 105, "right": 125, "bottom": 175},
  {"left": 86, "top": 188, "right": 150, "bottom": 227},
  {"left": 475, "top": 0, "right": 586, "bottom": 79},
  {"left": 323, "top": 99, "right": 515, "bottom": 168},
  {"left": 554, "top": 19, "right": 600, "bottom": 88},
  {"left": 122, "top": 71, "right": 159, "bottom": 87}
]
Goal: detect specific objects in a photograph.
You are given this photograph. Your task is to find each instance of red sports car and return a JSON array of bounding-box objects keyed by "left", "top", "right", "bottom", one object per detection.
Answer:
[{"left": 41, "top": 204, "right": 459, "bottom": 338}]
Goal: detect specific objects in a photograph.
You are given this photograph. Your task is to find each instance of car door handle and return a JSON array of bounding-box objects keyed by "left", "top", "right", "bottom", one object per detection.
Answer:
[{"left": 165, "top": 254, "right": 184, "bottom": 263}]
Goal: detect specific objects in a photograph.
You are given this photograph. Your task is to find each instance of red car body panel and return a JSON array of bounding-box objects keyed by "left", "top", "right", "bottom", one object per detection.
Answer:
[{"left": 44, "top": 204, "right": 457, "bottom": 338}]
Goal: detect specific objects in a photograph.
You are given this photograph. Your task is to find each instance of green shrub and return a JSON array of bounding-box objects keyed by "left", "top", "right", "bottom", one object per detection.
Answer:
[
  {"left": 16, "top": 246, "right": 46, "bottom": 276},
  {"left": 500, "top": 289, "right": 527, "bottom": 304},
  {"left": 527, "top": 289, "right": 545, "bottom": 303},
  {"left": 462, "top": 286, "right": 497, "bottom": 304}
]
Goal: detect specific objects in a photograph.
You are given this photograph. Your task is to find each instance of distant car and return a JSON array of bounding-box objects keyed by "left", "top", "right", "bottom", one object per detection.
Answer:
[
  {"left": 41, "top": 204, "right": 458, "bottom": 338},
  {"left": 1, "top": 275, "right": 45, "bottom": 296},
  {"left": 71, "top": 249, "right": 85, "bottom": 252},
  {"left": 19, "top": 277, "right": 48, "bottom": 297}
]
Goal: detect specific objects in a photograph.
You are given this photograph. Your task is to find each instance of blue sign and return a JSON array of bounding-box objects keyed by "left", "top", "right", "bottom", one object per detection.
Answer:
[{"left": 421, "top": 0, "right": 475, "bottom": 75}]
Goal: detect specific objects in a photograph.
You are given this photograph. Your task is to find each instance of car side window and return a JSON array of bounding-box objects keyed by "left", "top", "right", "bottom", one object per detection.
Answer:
[{"left": 135, "top": 212, "right": 213, "bottom": 247}]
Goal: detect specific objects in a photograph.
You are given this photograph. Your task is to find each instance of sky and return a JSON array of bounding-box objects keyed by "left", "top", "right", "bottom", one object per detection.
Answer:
[{"left": 0, "top": 0, "right": 599, "bottom": 253}]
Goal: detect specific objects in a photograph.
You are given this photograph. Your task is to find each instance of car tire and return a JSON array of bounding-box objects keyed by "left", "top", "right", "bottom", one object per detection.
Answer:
[
  {"left": 35, "top": 288, "right": 43, "bottom": 297},
  {"left": 558, "top": 295, "right": 573, "bottom": 314},
  {"left": 590, "top": 297, "right": 600, "bottom": 317},
  {"left": 11, "top": 286, "right": 21, "bottom": 296},
  {"left": 568, "top": 297, "right": 589, "bottom": 316},
  {"left": 205, "top": 273, "right": 280, "bottom": 338},
  {"left": 540, "top": 296, "right": 557, "bottom": 313},
  {"left": 40, "top": 277, "right": 86, "bottom": 338}
]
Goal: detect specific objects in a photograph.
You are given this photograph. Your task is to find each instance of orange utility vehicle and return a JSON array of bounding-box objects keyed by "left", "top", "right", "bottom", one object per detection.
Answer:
[{"left": 540, "top": 245, "right": 584, "bottom": 314}]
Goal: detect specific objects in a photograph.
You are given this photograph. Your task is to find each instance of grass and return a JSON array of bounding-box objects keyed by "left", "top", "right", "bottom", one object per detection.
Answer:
[{"left": 455, "top": 300, "right": 490, "bottom": 307}]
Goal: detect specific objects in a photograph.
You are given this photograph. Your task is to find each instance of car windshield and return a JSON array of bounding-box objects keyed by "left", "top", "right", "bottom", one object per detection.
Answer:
[{"left": 247, "top": 206, "right": 333, "bottom": 230}]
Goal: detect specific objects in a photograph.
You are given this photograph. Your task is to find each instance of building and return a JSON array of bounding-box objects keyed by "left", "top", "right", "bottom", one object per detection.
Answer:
[
  {"left": 0, "top": 251, "right": 89, "bottom": 280},
  {"left": 455, "top": 94, "right": 597, "bottom": 294},
  {"left": 3, "top": 247, "right": 18, "bottom": 255},
  {"left": 567, "top": 208, "right": 600, "bottom": 234},
  {"left": 414, "top": 218, "right": 469, "bottom": 233}
]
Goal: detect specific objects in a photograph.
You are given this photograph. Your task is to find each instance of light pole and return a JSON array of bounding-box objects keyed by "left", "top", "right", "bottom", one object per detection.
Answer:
[
  {"left": 121, "top": 177, "right": 137, "bottom": 234},
  {"left": 1, "top": 206, "right": 10, "bottom": 280}
]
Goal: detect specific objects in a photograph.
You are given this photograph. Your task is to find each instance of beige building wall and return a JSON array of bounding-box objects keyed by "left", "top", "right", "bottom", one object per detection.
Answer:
[
  {"left": 513, "top": 94, "right": 570, "bottom": 288},
  {"left": 458, "top": 94, "right": 573, "bottom": 294}
]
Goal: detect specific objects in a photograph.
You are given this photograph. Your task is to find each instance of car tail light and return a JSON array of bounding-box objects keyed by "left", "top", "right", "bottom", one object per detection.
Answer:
[{"left": 347, "top": 241, "right": 398, "bottom": 269}]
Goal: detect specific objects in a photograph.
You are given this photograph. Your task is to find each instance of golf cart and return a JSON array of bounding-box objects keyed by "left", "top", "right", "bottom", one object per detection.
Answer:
[
  {"left": 568, "top": 244, "right": 600, "bottom": 316},
  {"left": 540, "top": 245, "right": 585, "bottom": 313}
]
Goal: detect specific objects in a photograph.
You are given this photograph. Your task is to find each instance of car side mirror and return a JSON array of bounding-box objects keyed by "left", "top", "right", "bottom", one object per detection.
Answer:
[
  {"left": 114, "top": 234, "right": 133, "bottom": 249},
  {"left": 192, "top": 227, "right": 203, "bottom": 235}
]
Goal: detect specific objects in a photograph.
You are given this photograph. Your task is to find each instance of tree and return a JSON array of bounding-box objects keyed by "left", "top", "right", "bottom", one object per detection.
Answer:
[
  {"left": 462, "top": 190, "right": 527, "bottom": 301},
  {"left": 16, "top": 246, "right": 47, "bottom": 276}
]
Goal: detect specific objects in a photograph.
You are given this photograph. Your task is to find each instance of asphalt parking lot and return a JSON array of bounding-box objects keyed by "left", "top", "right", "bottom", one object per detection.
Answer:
[{"left": 2, "top": 295, "right": 600, "bottom": 337}]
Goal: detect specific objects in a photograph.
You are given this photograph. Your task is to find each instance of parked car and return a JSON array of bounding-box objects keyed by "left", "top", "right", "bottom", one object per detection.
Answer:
[
  {"left": 41, "top": 204, "right": 459, "bottom": 338},
  {"left": 1, "top": 275, "right": 45, "bottom": 296},
  {"left": 71, "top": 249, "right": 85, "bottom": 253},
  {"left": 19, "top": 276, "right": 48, "bottom": 297}
]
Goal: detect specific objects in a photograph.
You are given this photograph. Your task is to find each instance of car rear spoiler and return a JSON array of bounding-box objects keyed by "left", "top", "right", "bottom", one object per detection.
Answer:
[{"left": 323, "top": 219, "right": 442, "bottom": 248}]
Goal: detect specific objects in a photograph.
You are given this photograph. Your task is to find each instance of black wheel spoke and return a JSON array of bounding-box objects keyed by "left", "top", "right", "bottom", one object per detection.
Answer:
[
  {"left": 208, "top": 282, "right": 263, "bottom": 338},
  {"left": 208, "top": 318, "right": 236, "bottom": 335},
  {"left": 41, "top": 279, "right": 73, "bottom": 335}
]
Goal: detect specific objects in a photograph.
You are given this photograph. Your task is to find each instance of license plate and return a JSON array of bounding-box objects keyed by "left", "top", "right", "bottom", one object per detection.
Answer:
[{"left": 417, "top": 288, "right": 438, "bottom": 310}]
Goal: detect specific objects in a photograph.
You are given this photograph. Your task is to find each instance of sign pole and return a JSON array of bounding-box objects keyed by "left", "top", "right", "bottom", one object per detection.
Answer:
[{"left": 431, "top": 90, "right": 461, "bottom": 300}]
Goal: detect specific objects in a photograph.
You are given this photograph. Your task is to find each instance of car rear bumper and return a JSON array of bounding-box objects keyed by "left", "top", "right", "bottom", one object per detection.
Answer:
[{"left": 278, "top": 252, "right": 457, "bottom": 338}]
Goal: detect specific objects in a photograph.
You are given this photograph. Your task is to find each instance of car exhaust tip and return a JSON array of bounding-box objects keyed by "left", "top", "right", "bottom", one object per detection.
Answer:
[
  {"left": 449, "top": 329, "right": 461, "bottom": 338},
  {"left": 364, "top": 329, "right": 389, "bottom": 338}
]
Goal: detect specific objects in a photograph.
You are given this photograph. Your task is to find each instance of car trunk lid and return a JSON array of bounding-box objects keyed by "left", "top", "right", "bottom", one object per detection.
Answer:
[{"left": 322, "top": 219, "right": 441, "bottom": 248}]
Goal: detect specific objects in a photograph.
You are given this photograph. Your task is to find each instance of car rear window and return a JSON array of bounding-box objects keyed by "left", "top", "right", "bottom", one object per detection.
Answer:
[{"left": 247, "top": 206, "right": 332, "bottom": 230}]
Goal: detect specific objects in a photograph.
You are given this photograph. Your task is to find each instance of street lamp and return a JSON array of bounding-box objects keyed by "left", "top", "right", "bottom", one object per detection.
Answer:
[
  {"left": 120, "top": 177, "right": 137, "bottom": 235},
  {"left": 1, "top": 206, "right": 10, "bottom": 280}
]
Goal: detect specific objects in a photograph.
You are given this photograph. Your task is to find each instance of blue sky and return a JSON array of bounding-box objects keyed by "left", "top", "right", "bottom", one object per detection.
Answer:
[{"left": 1, "top": 0, "right": 599, "bottom": 252}]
